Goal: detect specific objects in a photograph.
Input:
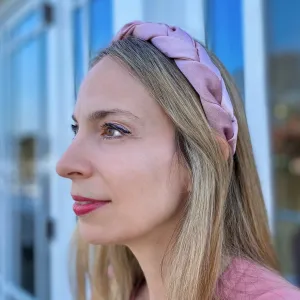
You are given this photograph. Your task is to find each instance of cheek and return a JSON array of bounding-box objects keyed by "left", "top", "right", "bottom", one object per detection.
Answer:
[{"left": 99, "top": 141, "right": 186, "bottom": 233}]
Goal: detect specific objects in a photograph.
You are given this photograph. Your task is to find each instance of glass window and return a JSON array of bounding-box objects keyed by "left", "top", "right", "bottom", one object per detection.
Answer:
[
  {"left": 73, "top": 0, "right": 113, "bottom": 96},
  {"left": 0, "top": 37, "right": 4, "bottom": 280},
  {"left": 89, "top": 0, "right": 113, "bottom": 57},
  {"left": 11, "top": 40, "right": 44, "bottom": 135},
  {"left": 205, "top": 0, "right": 244, "bottom": 98},
  {"left": 2, "top": 11, "right": 50, "bottom": 299},
  {"left": 73, "top": 7, "right": 84, "bottom": 95},
  {"left": 11, "top": 11, "right": 42, "bottom": 40},
  {"left": 0, "top": 38, "right": 6, "bottom": 135},
  {"left": 265, "top": 0, "right": 300, "bottom": 286},
  {"left": 10, "top": 33, "right": 47, "bottom": 296}
]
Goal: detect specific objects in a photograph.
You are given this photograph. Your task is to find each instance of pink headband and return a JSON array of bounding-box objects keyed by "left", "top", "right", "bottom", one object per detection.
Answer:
[{"left": 113, "top": 21, "right": 238, "bottom": 154}]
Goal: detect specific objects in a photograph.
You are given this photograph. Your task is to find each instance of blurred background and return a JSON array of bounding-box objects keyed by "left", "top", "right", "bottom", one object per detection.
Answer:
[{"left": 0, "top": 0, "right": 299, "bottom": 299}]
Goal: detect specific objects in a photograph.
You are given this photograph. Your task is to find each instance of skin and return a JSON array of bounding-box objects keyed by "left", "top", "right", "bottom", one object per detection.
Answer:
[{"left": 56, "top": 56, "right": 189, "bottom": 300}]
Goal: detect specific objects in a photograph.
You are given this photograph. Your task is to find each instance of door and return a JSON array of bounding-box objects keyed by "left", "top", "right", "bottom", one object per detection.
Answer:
[{"left": 0, "top": 2, "right": 52, "bottom": 300}]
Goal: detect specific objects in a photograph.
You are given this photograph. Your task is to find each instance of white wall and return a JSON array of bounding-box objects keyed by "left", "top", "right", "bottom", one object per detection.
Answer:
[
  {"left": 112, "top": 0, "right": 206, "bottom": 42},
  {"left": 112, "top": 0, "right": 144, "bottom": 34}
]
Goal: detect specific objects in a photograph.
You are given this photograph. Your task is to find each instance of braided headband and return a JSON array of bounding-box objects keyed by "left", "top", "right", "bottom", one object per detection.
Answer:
[{"left": 113, "top": 21, "right": 238, "bottom": 154}]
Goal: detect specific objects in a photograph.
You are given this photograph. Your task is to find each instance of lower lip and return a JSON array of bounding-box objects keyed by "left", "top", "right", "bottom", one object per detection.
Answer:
[{"left": 73, "top": 201, "right": 110, "bottom": 216}]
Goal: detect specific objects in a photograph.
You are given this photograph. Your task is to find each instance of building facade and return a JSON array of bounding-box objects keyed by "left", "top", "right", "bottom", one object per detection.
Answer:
[{"left": 0, "top": 0, "right": 299, "bottom": 299}]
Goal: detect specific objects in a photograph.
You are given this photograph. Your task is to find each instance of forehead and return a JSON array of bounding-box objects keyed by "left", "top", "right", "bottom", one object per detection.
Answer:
[{"left": 75, "top": 56, "right": 150, "bottom": 116}]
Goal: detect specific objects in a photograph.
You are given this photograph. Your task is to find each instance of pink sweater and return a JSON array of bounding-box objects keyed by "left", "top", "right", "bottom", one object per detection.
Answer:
[
  {"left": 216, "top": 258, "right": 300, "bottom": 299},
  {"left": 131, "top": 258, "right": 300, "bottom": 299}
]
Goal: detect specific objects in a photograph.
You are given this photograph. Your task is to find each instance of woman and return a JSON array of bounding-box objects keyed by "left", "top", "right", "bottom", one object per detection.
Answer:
[{"left": 56, "top": 21, "right": 300, "bottom": 300}]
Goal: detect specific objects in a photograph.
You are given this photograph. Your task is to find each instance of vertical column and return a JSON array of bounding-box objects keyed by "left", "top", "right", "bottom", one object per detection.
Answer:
[
  {"left": 82, "top": 0, "right": 90, "bottom": 74},
  {"left": 47, "top": 0, "right": 76, "bottom": 299},
  {"left": 0, "top": 29, "right": 5, "bottom": 300},
  {"left": 112, "top": 0, "right": 143, "bottom": 34},
  {"left": 243, "top": 0, "right": 274, "bottom": 232},
  {"left": 184, "top": 0, "right": 206, "bottom": 42}
]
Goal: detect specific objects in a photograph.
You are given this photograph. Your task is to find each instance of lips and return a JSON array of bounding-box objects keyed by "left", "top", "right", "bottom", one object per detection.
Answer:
[{"left": 72, "top": 195, "right": 111, "bottom": 216}]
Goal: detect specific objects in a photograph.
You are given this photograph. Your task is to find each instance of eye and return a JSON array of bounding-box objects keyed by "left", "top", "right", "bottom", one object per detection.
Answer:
[
  {"left": 101, "top": 123, "right": 131, "bottom": 139},
  {"left": 71, "top": 124, "right": 78, "bottom": 136}
]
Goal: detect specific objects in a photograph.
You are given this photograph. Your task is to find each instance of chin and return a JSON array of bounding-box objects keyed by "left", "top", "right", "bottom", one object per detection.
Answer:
[
  {"left": 77, "top": 220, "right": 113, "bottom": 244},
  {"left": 77, "top": 218, "right": 133, "bottom": 245}
]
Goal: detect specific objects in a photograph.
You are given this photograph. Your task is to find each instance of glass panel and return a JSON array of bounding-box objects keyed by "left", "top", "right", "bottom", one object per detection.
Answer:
[
  {"left": 11, "top": 41, "right": 43, "bottom": 134},
  {"left": 276, "top": 221, "right": 300, "bottom": 285},
  {"left": 205, "top": 0, "right": 244, "bottom": 98},
  {"left": 11, "top": 11, "right": 42, "bottom": 40},
  {"left": 0, "top": 33, "right": 15, "bottom": 292},
  {"left": 8, "top": 32, "right": 49, "bottom": 297},
  {"left": 0, "top": 37, "right": 4, "bottom": 280},
  {"left": 73, "top": 7, "right": 84, "bottom": 95},
  {"left": 266, "top": 0, "right": 300, "bottom": 286},
  {"left": 89, "top": 0, "right": 113, "bottom": 56}
]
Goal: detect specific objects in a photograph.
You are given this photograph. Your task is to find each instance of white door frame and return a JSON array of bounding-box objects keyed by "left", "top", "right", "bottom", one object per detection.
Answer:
[
  {"left": 0, "top": 27, "right": 7, "bottom": 300},
  {"left": 242, "top": 0, "right": 274, "bottom": 233},
  {"left": 0, "top": 0, "right": 51, "bottom": 299},
  {"left": 46, "top": 0, "right": 76, "bottom": 299}
]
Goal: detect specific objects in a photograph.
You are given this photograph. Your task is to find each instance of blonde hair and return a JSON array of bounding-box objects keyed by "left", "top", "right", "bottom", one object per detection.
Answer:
[{"left": 70, "top": 37, "right": 278, "bottom": 300}]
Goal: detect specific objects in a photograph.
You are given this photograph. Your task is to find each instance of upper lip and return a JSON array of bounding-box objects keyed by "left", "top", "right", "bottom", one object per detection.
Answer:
[{"left": 71, "top": 195, "right": 110, "bottom": 202}]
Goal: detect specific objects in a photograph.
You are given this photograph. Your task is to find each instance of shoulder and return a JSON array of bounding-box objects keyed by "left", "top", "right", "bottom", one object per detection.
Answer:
[
  {"left": 254, "top": 287, "right": 300, "bottom": 300},
  {"left": 217, "top": 258, "right": 300, "bottom": 300}
]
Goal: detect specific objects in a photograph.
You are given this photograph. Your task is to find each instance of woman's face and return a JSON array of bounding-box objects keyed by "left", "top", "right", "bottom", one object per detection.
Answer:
[{"left": 56, "top": 56, "right": 188, "bottom": 245}]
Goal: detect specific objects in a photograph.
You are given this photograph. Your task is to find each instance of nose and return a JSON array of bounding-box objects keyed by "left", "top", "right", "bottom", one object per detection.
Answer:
[{"left": 56, "top": 142, "right": 93, "bottom": 180}]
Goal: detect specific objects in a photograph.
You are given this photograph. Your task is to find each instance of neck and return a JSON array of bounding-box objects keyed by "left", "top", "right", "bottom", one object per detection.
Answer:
[
  {"left": 126, "top": 223, "right": 176, "bottom": 300},
  {"left": 126, "top": 229, "right": 232, "bottom": 300}
]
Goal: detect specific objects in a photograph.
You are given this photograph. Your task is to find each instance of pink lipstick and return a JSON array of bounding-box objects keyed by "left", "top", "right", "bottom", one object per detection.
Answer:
[{"left": 72, "top": 195, "right": 110, "bottom": 216}]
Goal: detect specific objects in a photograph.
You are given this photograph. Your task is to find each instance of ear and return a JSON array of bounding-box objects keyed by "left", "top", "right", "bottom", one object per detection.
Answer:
[{"left": 216, "top": 135, "right": 230, "bottom": 160}]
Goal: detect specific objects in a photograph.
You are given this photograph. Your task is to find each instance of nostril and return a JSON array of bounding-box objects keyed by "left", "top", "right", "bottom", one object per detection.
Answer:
[{"left": 67, "top": 171, "right": 83, "bottom": 177}]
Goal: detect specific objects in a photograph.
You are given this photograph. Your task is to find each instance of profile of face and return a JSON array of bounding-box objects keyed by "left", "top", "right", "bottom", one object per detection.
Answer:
[{"left": 56, "top": 57, "right": 189, "bottom": 245}]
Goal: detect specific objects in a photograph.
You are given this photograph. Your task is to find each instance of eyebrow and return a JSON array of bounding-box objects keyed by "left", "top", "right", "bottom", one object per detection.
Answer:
[{"left": 72, "top": 109, "right": 140, "bottom": 123}]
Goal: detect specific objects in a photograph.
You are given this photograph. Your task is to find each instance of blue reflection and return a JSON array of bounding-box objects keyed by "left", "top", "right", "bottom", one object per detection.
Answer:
[
  {"left": 8, "top": 25, "right": 46, "bottom": 296},
  {"left": 0, "top": 51, "right": 6, "bottom": 131},
  {"left": 11, "top": 11, "right": 42, "bottom": 40},
  {"left": 11, "top": 36, "right": 45, "bottom": 134},
  {"left": 89, "top": 0, "right": 113, "bottom": 56},
  {"left": 206, "top": 0, "right": 244, "bottom": 96},
  {"left": 73, "top": 7, "right": 84, "bottom": 95},
  {"left": 266, "top": 0, "right": 300, "bottom": 53}
]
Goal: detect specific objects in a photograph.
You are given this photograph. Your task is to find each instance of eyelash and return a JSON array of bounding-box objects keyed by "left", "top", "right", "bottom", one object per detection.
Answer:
[{"left": 71, "top": 123, "right": 131, "bottom": 140}]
